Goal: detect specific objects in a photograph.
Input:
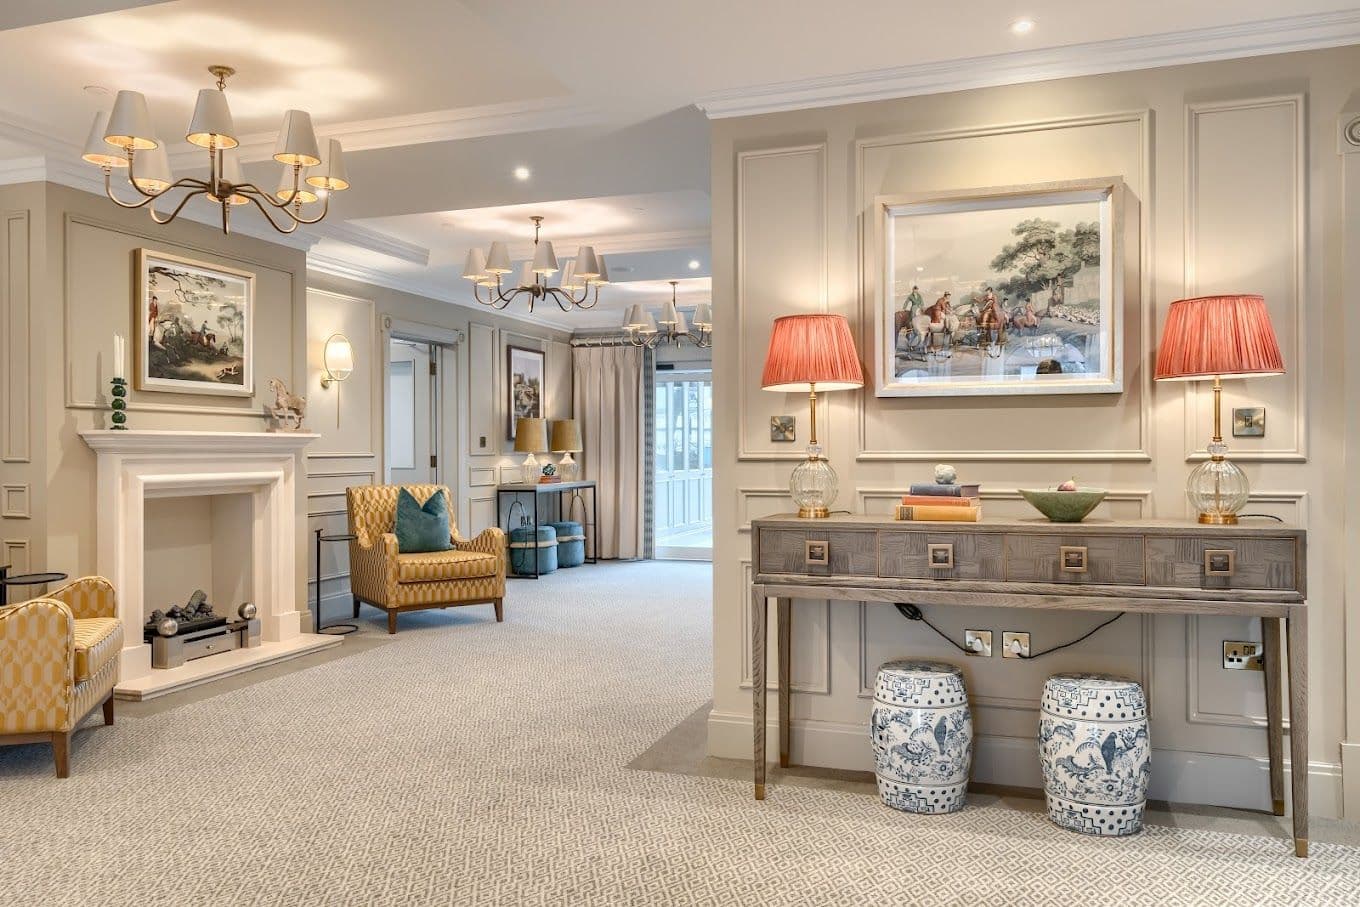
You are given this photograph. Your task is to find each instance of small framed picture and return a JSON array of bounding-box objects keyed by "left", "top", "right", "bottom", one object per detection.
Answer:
[
  {"left": 1232, "top": 407, "right": 1265, "bottom": 438},
  {"left": 804, "top": 540, "right": 829, "bottom": 567},
  {"left": 927, "top": 543, "right": 954, "bottom": 569},
  {"left": 770, "top": 415, "right": 796, "bottom": 442},
  {"left": 1059, "top": 546, "right": 1089, "bottom": 573},
  {"left": 1204, "top": 549, "right": 1236, "bottom": 577}
]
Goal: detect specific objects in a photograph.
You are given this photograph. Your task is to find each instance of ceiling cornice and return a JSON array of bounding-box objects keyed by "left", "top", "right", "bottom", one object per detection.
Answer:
[
  {"left": 695, "top": 9, "right": 1360, "bottom": 118},
  {"left": 310, "top": 221, "right": 430, "bottom": 266}
]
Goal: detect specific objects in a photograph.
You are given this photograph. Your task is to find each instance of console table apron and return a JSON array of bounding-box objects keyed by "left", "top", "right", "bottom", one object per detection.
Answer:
[{"left": 748, "top": 514, "right": 1308, "bottom": 858}]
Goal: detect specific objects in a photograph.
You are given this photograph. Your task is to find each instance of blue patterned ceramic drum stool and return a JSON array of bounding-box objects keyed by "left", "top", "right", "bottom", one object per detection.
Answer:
[
  {"left": 508, "top": 525, "right": 558, "bottom": 576},
  {"left": 870, "top": 660, "right": 973, "bottom": 814},
  {"left": 1039, "top": 673, "right": 1151, "bottom": 836},
  {"left": 549, "top": 521, "right": 586, "bottom": 568}
]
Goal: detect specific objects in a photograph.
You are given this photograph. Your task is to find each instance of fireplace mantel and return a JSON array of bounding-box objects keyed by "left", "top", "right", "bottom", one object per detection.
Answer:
[{"left": 80, "top": 428, "right": 336, "bottom": 699}]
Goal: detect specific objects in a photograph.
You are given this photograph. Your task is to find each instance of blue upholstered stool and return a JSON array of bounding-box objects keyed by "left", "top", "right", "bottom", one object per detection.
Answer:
[
  {"left": 509, "top": 525, "right": 558, "bottom": 576},
  {"left": 870, "top": 660, "right": 973, "bottom": 814},
  {"left": 1039, "top": 673, "right": 1151, "bottom": 836},
  {"left": 549, "top": 521, "right": 586, "bottom": 568}
]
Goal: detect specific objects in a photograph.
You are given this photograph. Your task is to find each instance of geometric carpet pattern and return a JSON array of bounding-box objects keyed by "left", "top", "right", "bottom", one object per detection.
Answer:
[{"left": 2, "top": 561, "right": 1358, "bottom": 906}]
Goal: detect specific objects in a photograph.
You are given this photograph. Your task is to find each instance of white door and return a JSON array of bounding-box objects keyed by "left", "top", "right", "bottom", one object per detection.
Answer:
[
  {"left": 654, "top": 371, "right": 713, "bottom": 560},
  {"left": 387, "top": 339, "right": 433, "bottom": 485}
]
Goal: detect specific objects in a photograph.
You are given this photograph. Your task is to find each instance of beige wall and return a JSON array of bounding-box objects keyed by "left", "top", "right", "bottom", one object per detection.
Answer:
[
  {"left": 709, "top": 46, "right": 1360, "bottom": 816},
  {"left": 303, "top": 271, "right": 571, "bottom": 625}
]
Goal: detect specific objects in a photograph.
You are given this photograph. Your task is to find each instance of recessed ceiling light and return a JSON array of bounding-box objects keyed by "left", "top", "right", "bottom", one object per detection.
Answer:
[
  {"left": 1010, "top": 18, "right": 1034, "bottom": 35},
  {"left": 513, "top": 166, "right": 531, "bottom": 181},
  {"left": 688, "top": 259, "right": 701, "bottom": 270}
]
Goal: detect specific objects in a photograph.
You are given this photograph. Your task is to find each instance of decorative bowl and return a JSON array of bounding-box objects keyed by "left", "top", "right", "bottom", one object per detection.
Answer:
[{"left": 1019, "top": 487, "right": 1107, "bottom": 523}]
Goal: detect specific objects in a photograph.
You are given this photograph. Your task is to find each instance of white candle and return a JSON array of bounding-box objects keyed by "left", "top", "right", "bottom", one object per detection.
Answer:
[{"left": 113, "top": 333, "right": 124, "bottom": 381}]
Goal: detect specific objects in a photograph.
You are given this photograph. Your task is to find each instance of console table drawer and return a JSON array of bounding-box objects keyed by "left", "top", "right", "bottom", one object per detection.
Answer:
[
  {"left": 879, "top": 531, "right": 1004, "bottom": 580},
  {"left": 1004, "top": 534, "right": 1145, "bottom": 585},
  {"left": 1145, "top": 536, "right": 1299, "bottom": 592},
  {"left": 756, "top": 528, "right": 877, "bottom": 576}
]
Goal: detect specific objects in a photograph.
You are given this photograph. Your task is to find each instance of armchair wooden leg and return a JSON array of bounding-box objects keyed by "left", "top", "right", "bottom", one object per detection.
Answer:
[
  {"left": 494, "top": 598, "right": 504, "bottom": 622},
  {"left": 387, "top": 610, "right": 398, "bottom": 635},
  {"left": 102, "top": 693, "right": 115, "bottom": 726},
  {"left": 353, "top": 596, "right": 361, "bottom": 619},
  {"left": 52, "top": 731, "right": 70, "bottom": 779}
]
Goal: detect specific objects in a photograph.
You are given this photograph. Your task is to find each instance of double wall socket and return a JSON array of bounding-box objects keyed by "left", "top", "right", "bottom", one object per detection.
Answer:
[{"left": 1223, "top": 640, "right": 1265, "bottom": 671}]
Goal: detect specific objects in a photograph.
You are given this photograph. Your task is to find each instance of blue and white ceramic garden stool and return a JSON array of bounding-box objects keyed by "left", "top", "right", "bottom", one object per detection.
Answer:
[
  {"left": 1039, "top": 673, "right": 1151, "bottom": 836},
  {"left": 870, "top": 660, "right": 973, "bottom": 814}
]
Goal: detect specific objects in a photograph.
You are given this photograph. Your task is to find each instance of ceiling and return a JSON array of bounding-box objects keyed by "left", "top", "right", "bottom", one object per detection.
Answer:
[{"left": 1, "top": 0, "right": 1356, "bottom": 328}]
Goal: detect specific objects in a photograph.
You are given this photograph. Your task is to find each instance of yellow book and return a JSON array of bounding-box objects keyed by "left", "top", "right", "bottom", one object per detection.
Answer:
[{"left": 894, "top": 504, "right": 981, "bottom": 522}]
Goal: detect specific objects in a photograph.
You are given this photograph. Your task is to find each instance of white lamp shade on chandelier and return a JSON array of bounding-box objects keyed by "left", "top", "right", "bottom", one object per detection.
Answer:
[
  {"left": 104, "top": 90, "right": 158, "bottom": 150},
  {"left": 86, "top": 65, "right": 351, "bottom": 235},
  {"left": 186, "top": 87, "right": 238, "bottom": 149},
  {"left": 692, "top": 303, "right": 713, "bottom": 329},
  {"left": 463, "top": 216, "right": 608, "bottom": 314},
  {"left": 274, "top": 110, "right": 321, "bottom": 166}
]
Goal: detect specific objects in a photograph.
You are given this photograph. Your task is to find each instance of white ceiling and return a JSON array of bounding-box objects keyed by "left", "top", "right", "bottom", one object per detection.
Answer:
[{"left": 1, "top": 1, "right": 1356, "bottom": 328}]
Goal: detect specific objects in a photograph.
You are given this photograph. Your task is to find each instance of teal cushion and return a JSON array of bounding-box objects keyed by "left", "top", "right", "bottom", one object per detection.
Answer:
[{"left": 394, "top": 488, "right": 452, "bottom": 554}]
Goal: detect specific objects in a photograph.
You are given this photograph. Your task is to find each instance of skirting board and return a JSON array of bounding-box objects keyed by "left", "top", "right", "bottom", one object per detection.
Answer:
[{"left": 707, "top": 710, "right": 1344, "bottom": 819}]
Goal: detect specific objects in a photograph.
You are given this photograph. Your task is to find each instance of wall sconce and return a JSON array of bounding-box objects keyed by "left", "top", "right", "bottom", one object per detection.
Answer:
[{"left": 320, "top": 333, "right": 354, "bottom": 428}]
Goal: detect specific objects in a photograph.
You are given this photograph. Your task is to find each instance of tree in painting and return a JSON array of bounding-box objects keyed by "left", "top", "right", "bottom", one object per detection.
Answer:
[{"left": 990, "top": 219, "right": 1100, "bottom": 313}]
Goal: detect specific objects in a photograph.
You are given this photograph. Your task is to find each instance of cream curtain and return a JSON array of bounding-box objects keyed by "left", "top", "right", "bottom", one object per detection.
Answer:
[{"left": 572, "top": 345, "right": 644, "bottom": 559}]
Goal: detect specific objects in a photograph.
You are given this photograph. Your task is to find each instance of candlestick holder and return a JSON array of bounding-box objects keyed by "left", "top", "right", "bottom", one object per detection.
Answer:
[{"left": 110, "top": 377, "right": 128, "bottom": 430}]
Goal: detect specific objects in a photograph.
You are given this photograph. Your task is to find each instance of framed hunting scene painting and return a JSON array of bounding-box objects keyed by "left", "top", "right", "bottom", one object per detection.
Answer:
[{"left": 135, "top": 249, "right": 254, "bottom": 397}]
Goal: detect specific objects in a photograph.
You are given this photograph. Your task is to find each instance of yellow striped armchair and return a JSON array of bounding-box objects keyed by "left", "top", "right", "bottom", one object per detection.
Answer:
[
  {"left": 346, "top": 484, "right": 506, "bottom": 634},
  {"left": 0, "top": 576, "right": 122, "bottom": 777}
]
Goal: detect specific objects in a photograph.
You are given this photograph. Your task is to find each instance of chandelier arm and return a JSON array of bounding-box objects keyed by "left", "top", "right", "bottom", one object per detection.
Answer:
[
  {"left": 240, "top": 193, "right": 303, "bottom": 235},
  {"left": 544, "top": 288, "right": 573, "bottom": 313},
  {"left": 103, "top": 169, "right": 206, "bottom": 210},
  {"left": 147, "top": 188, "right": 210, "bottom": 225}
]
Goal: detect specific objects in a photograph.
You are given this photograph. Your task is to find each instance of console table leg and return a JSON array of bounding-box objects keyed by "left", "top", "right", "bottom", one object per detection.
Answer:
[
  {"left": 1286, "top": 606, "right": 1309, "bottom": 857},
  {"left": 777, "top": 597, "right": 791, "bottom": 769},
  {"left": 752, "top": 587, "right": 767, "bottom": 800},
  {"left": 1262, "top": 616, "right": 1285, "bottom": 816}
]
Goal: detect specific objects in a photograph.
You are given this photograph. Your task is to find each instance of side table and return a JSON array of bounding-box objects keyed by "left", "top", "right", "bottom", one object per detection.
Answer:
[
  {"left": 313, "top": 529, "right": 359, "bottom": 635},
  {"left": 0, "top": 566, "right": 69, "bottom": 607}
]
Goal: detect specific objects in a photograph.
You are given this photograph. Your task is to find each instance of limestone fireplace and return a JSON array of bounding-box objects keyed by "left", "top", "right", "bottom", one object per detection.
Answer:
[{"left": 80, "top": 430, "right": 339, "bottom": 699}]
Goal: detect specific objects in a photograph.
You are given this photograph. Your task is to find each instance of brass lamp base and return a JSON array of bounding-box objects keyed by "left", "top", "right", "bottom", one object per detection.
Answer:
[
  {"left": 798, "top": 506, "right": 830, "bottom": 519},
  {"left": 1198, "top": 512, "right": 1239, "bottom": 525}
]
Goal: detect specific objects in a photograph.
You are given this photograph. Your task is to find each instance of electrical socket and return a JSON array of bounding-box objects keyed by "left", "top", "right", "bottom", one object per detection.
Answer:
[
  {"left": 1002, "top": 631, "right": 1030, "bottom": 659},
  {"left": 1223, "top": 640, "right": 1265, "bottom": 671},
  {"left": 964, "top": 629, "right": 992, "bottom": 657}
]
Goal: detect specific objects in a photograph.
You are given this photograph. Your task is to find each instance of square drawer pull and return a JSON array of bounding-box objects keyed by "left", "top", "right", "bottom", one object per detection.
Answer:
[
  {"left": 804, "top": 540, "right": 829, "bottom": 567},
  {"left": 1059, "top": 546, "right": 1089, "bottom": 573},
  {"left": 927, "top": 543, "right": 954, "bottom": 569},
  {"left": 1204, "top": 548, "right": 1236, "bottom": 577}
]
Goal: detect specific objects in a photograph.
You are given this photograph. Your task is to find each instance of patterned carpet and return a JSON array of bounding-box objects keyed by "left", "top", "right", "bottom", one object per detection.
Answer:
[{"left": 2, "top": 561, "right": 1359, "bottom": 906}]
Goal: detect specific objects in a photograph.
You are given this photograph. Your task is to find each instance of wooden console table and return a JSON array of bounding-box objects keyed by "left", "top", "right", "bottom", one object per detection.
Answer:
[{"left": 749, "top": 514, "right": 1309, "bottom": 857}]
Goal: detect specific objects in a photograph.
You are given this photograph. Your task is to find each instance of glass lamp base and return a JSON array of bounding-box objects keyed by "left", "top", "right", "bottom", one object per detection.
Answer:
[
  {"left": 1187, "top": 445, "right": 1249, "bottom": 525},
  {"left": 789, "top": 444, "right": 838, "bottom": 519},
  {"left": 521, "top": 453, "right": 539, "bottom": 484}
]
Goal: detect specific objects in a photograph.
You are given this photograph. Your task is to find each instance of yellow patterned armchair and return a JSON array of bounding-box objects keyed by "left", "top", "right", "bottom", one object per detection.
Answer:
[
  {"left": 0, "top": 576, "right": 122, "bottom": 777},
  {"left": 347, "top": 484, "right": 506, "bottom": 634}
]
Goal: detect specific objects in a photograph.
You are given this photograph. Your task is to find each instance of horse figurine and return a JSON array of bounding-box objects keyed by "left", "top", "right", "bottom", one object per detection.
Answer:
[{"left": 266, "top": 377, "right": 306, "bottom": 432}]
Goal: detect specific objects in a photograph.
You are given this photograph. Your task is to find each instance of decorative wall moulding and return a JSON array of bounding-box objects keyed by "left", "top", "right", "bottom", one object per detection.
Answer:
[
  {"left": 738, "top": 559, "right": 831, "bottom": 695},
  {"left": 0, "top": 484, "right": 29, "bottom": 519},
  {"left": 695, "top": 10, "right": 1360, "bottom": 118}
]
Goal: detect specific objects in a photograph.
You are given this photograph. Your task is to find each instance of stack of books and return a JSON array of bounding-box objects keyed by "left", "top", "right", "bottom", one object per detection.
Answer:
[{"left": 894, "top": 483, "right": 982, "bottom": 522}]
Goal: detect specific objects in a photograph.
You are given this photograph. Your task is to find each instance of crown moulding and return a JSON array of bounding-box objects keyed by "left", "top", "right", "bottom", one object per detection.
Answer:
[{"left": 694, "top": 9, "right": 1360, "bottom": 119}]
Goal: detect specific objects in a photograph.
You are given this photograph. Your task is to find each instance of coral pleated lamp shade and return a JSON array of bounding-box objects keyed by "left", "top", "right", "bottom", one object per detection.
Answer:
[
  {"left": 1154, "top": 295, "right": 1285, "bottom": 381},
  {"left": 760, "top": 314, "right": 864, "bottom": 392}
]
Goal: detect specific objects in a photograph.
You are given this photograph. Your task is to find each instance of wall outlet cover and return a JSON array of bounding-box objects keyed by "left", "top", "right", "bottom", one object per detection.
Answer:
[
  {"left": 1223, "top": 640, "right": 1265, "bottom": 671},
  {"left": 964, "top": 629, "right": 992, "bottom": 657},
  {"left": 1002, "top": 631, "right": 1030, "bottom": 658}
]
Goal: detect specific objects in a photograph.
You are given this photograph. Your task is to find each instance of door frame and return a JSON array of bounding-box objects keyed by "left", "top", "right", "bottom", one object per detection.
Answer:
[{"left": 653, "top": 367, "right": 713, "bottom": 561}]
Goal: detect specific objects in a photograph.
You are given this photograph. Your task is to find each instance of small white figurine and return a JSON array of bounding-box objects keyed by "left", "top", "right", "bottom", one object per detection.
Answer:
[
  {"left": 266, "top": 377, "right": 307, "bottom": 432},
  {"left": 934, "top": 463, "right": 958, "bottom": 485}
]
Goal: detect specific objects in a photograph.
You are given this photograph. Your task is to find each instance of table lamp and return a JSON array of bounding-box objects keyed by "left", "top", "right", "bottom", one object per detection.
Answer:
[
  {"left": 514, "top": 417, "right": 548, "bottom": 483},
  {"left": 1154, "top": 294, "right": 1284, "bottom": 524},
  {"left": 549, "top": 418, "right": 582, "bottom": 481},
  {"left": 760, "top": 313, "right": 864, "bottom": 518}
]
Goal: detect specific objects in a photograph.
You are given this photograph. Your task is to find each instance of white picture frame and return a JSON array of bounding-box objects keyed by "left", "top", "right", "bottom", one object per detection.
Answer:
[{"left": 873, "top": 178, "right": 1130, "bottom": 397}]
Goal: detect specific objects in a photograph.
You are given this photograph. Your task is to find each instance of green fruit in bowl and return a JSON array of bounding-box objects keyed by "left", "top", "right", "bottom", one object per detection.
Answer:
[{"left": 1019, "top": 487, "right": 1107, "bottom": 522}]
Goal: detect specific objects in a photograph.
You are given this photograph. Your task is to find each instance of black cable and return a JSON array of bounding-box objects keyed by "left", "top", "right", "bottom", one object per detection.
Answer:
[
  {"left": 1238, "top": 513, "right": 1284, "bottom": 522},
  {"left": 893, "top": 601, "right": 1126, "bottom": 659}
]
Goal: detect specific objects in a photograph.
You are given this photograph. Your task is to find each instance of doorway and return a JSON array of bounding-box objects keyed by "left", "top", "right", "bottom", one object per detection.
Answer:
[
  {"left": 385, "top": 337, "right": 457, "bottom": 488},
  {"left": 653, "top": 369, "right": 713, "bottom": 559}
]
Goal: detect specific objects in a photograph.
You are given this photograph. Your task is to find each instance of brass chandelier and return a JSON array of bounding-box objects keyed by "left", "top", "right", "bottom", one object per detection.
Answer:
[
  {"left": 82, "top": 65, "right": 349, "bottom": 235},
  {"left": 462, "top": 216, "right": 608, "bottom": 313},
  {"left": 623, "top": 281, "right": 713, "bottom": 349}
]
